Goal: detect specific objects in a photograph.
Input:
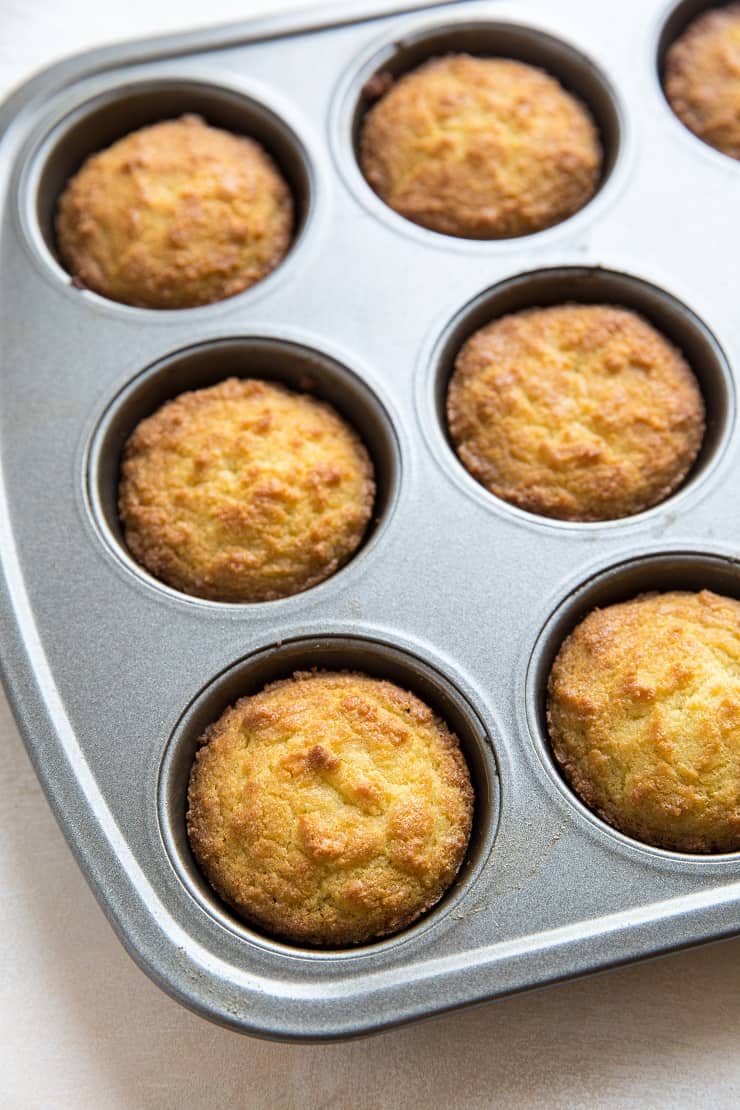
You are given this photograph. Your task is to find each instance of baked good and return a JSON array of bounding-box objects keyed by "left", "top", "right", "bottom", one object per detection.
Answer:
[
  {"left": 119, "top": 378, "right": 374, "bottom": 602},
  {"left": 547, "top": 589, "right": 740, "bottom": 853},
  {"left": 664, "top": 4, "right": 740, "bottom": 159},
  {"left": 359, "top": 54, "right": 602, "bottom": 238},
  {"left": 446, "top": 304, "right": 705, "bottom": 521},
  {"left": 187, "top": 670, "right": 474, "bottom": 945},
  {"left": 56, "top": 114, "right": 293, "bottom": 308}
]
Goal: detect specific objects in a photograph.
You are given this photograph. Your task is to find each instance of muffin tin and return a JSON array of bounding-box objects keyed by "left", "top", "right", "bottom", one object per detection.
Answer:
[{"left": 0, "top": 0, "right": 738, "bottom": 1040}]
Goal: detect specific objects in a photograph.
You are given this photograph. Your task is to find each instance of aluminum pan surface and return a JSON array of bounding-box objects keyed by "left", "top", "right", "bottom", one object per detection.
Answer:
[{"left": 0, "top": 0, "right": 738, "bottom": 1040}]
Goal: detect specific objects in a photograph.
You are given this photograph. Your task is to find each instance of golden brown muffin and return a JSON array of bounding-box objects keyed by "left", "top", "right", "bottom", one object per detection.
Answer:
[
  {"left": 119, "top": 378, "right": 374, "bottom": 602},
  {"left": 547, "top": 590, "right": 740, "bottom": 853},
  {"left": 664, "top": 4, "right": 740, "bottom": 159},
  {"left": 447, "top": 304, "right": 705, "bottom": 521},
  {"left": 56, "top": 114, "right": 293, "bottom": 308},
  {"left": 187, "top": 670, "right": 474, "bottom": 945},
  {"left": 359, "top": 54, "right": 602, "bottom": 238}
]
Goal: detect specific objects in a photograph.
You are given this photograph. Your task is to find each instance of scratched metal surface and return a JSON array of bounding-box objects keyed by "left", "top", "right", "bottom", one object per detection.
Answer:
[{"left": 0, "top": 0, "right": 738, "bottom": 1040}]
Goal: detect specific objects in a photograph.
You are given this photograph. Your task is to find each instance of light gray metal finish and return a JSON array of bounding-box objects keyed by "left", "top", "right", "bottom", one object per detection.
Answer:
[{"left": 0, "top": 0, "right": 738, "bottom": 1040}]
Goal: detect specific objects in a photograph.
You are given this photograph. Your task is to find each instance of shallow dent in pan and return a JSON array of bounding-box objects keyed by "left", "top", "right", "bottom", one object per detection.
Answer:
[
  {"left": 340, "top": 19, "right": 623, "bottom": 241},
  {"left": 427, "top": 266, "right": 734, "bottom": 527},
  {"left": 87, "top": 337, "right": 400, "bottom": 606},
  {"left": 526, "top": 550, "right": 740, "bottom": 861},
  {"left": 157, "top": 635, "right": 500, "bottom": 957},
  {"left": 25, "top": 78, "right": 313, "bottom": 308}
]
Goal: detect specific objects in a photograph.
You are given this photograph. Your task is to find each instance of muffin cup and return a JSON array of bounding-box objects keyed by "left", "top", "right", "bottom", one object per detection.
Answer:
[
  {"left": 158, "top": 634, "right": 500, "bottom": 954},
  {"left": 333, "top": 16, "right": 624, "bottom": 243},
  {"left": 422, "top": 266, "right": 734, "bottom": 527},
  {"left": 87, "top": 336, "right": 401, "bottom": 606},
  {"left": 658, "top": 0, "right": 717, "bottom": 64},
  {"left": 20, "top": 77, "right": 314, "bottom": 311},
  {"left": 657, "top": 1, "right": 740, "bottom": 163},
  {"left": 526, "top": 549, "right": 740, "bottom": 860}
]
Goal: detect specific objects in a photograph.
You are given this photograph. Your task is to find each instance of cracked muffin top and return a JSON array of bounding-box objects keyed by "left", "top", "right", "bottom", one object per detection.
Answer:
[
  {"left": 359, "top": 54, "right": 602, "bottom": 238},
  {"left": 547, "top": 589, "right": 740, "bottom": 853},
  {"left": 664, "top": 4, "right": 740, "bottom": 160},
  {"left": 186, "top": 670, "right": 474, "bottom": 946},
  {"left": 56, "top": 114, "right": 293, "bottom": 308},
  {"left": 446, "top": 303, "right": 704, "bottom": 521},
  {"left": 118, "top": 378, "right": 374, "bottom": 602}
]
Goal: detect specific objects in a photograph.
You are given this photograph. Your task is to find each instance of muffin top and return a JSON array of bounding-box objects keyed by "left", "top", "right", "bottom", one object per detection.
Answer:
[
  {"left": 547, "top": 590, "right": 740, "bottom": 853},
  {"left": 119, "top": 378, "right": 374, "bottom": 602},
  {"left": 446, "top": 304, "right": 705, "bottom": 521},
  {"left": 56, "top": 114, "right": 293, "bottom": 308},
  {"left": 359, "top": 54, "right": 602, "bottom": 238},
  {"left": 664, "top": 3, "right": 740, "bottom": 159},
  {"left": 187, "top": 670, "right": 474, "bottom": 946}
]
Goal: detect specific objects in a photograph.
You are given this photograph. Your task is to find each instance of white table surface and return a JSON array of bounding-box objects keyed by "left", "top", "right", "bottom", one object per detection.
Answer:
[{"left": 1, "top": 2, "right": 739, "bottom": 1106}]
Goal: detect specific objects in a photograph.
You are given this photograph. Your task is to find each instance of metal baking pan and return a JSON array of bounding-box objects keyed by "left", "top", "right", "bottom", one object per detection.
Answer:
[{"left": 0, "top": 0, "right": 738, "bottom": 1041}]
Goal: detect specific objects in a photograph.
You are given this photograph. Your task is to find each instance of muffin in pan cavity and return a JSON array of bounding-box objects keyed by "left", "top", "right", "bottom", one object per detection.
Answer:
[
  {"left": 55, "top": 114, "right": 293, "bottom": 308},
  {"left": 118, "top": 377, "right": 375, "bottom": 603},
  {"left": 186, "top": 670, "right": 474, "bottom": 947},
  {"left": 664, "top": 3, "right": 740, "bottom": 160},
  {"left": 547, "top": 589, "right": 740, "bottom": 854},
  {"left": 446, "top": 303, "right": 705, "bottom": 521},
  {"left": 359, "top": 54, "right": 602, "bottom": 239}
]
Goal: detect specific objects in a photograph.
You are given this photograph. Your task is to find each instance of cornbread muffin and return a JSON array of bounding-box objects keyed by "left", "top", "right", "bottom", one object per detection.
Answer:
[
  {"left": 119, "top": 378, "right": 374, "bottom": 602},
  {"left": 664, "top": 4, "right": 740, "bottom": 159},
  {"left": 447, "top": 304, "right": 705, "bottom": 521},
  {"left": 359, "top": 55, "right": 602, "bottom": 238},
  {"left": 547, "top": 590, "right": 740, "bottom": 853},
  {"left": 187, "top": 670, "right": 474, "bottom": 945},
  {"left": 56, "top": 114, "right": 293, "bottom": 308}
]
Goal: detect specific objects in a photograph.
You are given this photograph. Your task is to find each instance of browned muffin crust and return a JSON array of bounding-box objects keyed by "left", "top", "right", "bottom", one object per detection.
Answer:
[
  {"left": 665, "top": 4, "right": 740, "bottom": 159},
  {"left": 447, "top": 304, "right": 705, "bottom": 521},
  {"left": 56, "top": 114, "right": 293, "bottom": 308},
  {"left": 359, "top": 54, "right": 602, "bottom": 238},
  {"left": 187, "top": 670, "right": 474, "bottom": 946},
  {"left": 547, "top": 590, "right": 740, "bottom": 853},
  {"left": 119, "top": 378, "right": 375, "bottom": 602}
]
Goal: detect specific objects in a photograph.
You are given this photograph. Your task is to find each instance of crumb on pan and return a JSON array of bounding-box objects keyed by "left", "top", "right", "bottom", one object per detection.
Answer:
[
  {"left": 362, "top": 70, "right": 396, "bottom": 100},
  {"left": 186, "top": 670, "right": 474, "bottom": 946}
]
